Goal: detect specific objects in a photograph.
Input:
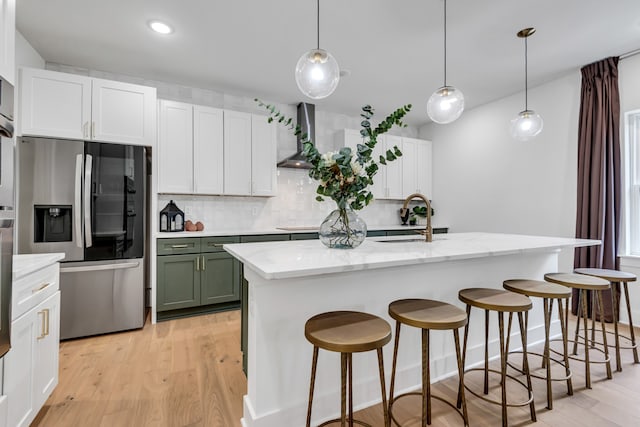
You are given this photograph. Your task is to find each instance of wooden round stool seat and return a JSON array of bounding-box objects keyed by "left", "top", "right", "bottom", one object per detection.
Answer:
[
  {"left": 305, "top": 311, "right": 391, "bottom": 353},
  {"left": 305, "top": 311, "right": 391, "bottom": 427},
  {"left": 458, "top": 288, "right": 532, "bottom": 312},
  {"left": 574, "top": 268, "right": 639, "bottom": 371},
  {"left": 574, "top": 268, "right": 636, "bottom": 283},
  {"left": 544, "top": 272, "right": 610, "bottom": 290},
  {"left": 388, "top": 299, "right": 467, "bottom": 330},
  {"left": 503, "top": 279, "right": 571, "bottom": 299},
  {"left": 544, "top": 272, "right": 613, "bottom": 388}
]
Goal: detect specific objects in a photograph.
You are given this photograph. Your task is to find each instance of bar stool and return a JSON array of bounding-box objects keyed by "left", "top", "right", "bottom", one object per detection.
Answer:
[
  {"left": 387, "top": 299, "right": 469, "bottom": 426},
  {"left": 502, "top": 279, "right": 573, "bottom": 409},
  {"left": 305, "top": 311, "right": 391, "bottom": 427},
  {"left": 544, "top": 273, "right": 612, "bottom": 388},
  {"left": 574, "top": 268, "right": 639, "bottom": 371},
  {"left": 458, "top": 288, "right": 536, "bottom": 427}
]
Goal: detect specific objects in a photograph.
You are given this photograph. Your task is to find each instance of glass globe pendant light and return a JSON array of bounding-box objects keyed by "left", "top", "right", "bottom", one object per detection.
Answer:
[
  {"left": 295, "top": 0, "right": 340, "bottom": 99},
  {"left": 510, "top": 28, "right": 543, "bottom": 141},
  {"left": 427, "top": 0, "right": 464, "bottom": 124}
]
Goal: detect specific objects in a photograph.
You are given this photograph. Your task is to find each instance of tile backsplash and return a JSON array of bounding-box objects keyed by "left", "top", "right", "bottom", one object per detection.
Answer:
[{"left": 158, "top": 168, "right": 411, "bottom": 230}]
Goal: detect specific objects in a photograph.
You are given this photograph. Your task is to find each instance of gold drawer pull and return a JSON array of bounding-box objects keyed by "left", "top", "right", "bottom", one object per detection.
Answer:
[
  {"left": 171, "top": 244, "right": 189, "bottom": 249},
  {"left": 37, "top": 310, "right": 47, "bottom": 340},
  {"left": 208, "top": 243, "right": 225, "bottom": 247},
  {"left": 32, "top": 282, "right": 51, "bottom": 294}
]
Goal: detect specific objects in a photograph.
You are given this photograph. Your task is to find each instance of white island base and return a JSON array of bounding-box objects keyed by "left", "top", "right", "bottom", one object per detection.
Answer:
[{"left": 224, "top": 233, "right": 599, "bottom": 427}]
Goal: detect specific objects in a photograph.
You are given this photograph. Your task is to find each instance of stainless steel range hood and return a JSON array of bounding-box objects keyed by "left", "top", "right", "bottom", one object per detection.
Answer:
[{"left": 277, "top": 102, "right": 315, "bottom": 169}]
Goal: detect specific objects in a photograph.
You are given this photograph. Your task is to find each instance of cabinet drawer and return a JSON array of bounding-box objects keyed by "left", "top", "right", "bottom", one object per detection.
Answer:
[
  {"left": 12, "top": 263, "right": 59, "bottom": 321},
  {"left": 290, "top": 233, "right": 318, "bottom": 240},
  {"left": 201, "top": 236, "right": 240, "bottom": 253},
  {"left": 157, "top": 238, "right": 201, "bottom": 255},
  {"left": 240, "top": 234, "right": 289, "bottom": 243}
]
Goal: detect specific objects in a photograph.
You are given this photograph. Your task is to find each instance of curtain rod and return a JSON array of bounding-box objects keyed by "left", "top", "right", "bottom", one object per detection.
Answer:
[{"left": 620, "top": 48, "right": 640, "bottom": 60}]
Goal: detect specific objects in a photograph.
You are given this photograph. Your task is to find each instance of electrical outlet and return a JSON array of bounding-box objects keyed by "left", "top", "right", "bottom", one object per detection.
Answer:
[{"left": 184, "top": 206, "right": 192, "bottom": 217}]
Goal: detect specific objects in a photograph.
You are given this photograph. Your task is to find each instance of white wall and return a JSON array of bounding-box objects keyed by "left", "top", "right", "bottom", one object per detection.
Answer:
[
  {"left": 420, "top": 72, "right": 582, "bottom": 271},
  {"left": 15, "top": 31, "right": 43, "bottom": 70}
]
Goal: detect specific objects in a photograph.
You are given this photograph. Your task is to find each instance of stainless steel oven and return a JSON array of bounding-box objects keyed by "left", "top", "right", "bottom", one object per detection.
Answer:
[{"left": 0, "top": 74, "right": 15, "bottom": 358}]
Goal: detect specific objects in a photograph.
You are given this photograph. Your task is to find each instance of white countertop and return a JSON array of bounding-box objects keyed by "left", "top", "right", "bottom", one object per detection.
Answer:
[
  {"left": 155, "top": 223, "right": 448, "bottom": 238},
  {"left": 223, "top": 232, "right": 600, "bottom": 280},
  {"left": 13, "top": 253, "right": 65, "bottom": 280}
]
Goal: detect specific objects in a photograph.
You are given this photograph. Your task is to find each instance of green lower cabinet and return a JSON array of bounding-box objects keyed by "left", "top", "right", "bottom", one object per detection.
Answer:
[
  {"left": 156, "top": 254, "right": 201, "bottom": 312},
  {"left": 201, "top": 252, "right": 240, "bottom": 305}
]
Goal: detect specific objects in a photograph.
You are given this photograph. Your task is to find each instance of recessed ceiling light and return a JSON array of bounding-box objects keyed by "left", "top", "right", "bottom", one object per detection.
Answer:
[{"left": 148, "top": 20, "right": 173, "bottom": 35}]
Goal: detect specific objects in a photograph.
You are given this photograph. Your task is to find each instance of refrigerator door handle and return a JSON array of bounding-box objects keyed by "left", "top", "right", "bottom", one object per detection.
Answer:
[
  {"left": 60, "top": 261, "right": 140, "bottom": 274},
  {"left": 74, "top": 154, "right": 83, "bottom": 248},
  {"left": 84, "top": 154, "right": 93, "bottom": 248}
]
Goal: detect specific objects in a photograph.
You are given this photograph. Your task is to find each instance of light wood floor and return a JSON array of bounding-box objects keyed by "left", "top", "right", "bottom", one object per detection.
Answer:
[{"left": 33, "top": 310, "right": 640, "bottom": 427}]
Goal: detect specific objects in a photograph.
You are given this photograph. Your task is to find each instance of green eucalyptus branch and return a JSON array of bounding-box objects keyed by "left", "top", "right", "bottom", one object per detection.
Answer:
[{"left": 254, "top": 98, "right": 412, "bottom": 211}]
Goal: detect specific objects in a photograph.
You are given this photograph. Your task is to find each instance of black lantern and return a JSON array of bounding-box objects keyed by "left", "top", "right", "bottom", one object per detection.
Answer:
[{"left": 159, "top": 200, "right": 185, "bottom": 232}]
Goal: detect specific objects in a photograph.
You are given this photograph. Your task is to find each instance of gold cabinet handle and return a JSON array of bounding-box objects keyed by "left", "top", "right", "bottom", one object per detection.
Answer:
[
  {"left": 32, "top": 282, "right": 51, "bottom": 294},
  {"left": 208, "top": 243, "right": 224, "bottom": 247},
  {"left": 44, "top": 308, "right": 50, "bottom": 336},
  {"left": 92, "top": 121, "right": 96, "bottom": 139},
  {"left": 83, "top": 122, "right": 89, "bottom": 138},
  {"left": 196, "top": 256, "right": 200, "bottom": 271},
  {"left": 37, "top": 310, "right": 47, "bottom": 340},
  {"left": 202, "top": 255, "right": 206, "bottom": 271},
  {"left": 171, "top": 244, "right": 189, "bottom": 249}
]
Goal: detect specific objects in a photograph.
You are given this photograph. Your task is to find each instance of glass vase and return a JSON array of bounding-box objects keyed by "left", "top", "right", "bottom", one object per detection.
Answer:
[{"left": 319, "top": 206, "right": 367, "bottom": 249}]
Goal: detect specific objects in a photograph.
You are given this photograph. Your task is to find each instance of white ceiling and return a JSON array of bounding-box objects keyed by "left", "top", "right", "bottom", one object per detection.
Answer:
[{"left": 15, "top": 0, "right": 640, "bottom": 127}]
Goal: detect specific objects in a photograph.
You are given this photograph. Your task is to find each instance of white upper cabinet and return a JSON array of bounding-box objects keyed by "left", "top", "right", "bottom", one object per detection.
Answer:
[
  {"left": 19, "top": 68, "right": 157, "bottom": 146},
  {"left": 250, "top": 114, "right": 277, "bottom": 196},
  {"left": 0, "top": 0, "right": 15, "bottom": 84},
  {"left": 193, "top": 105, "right": 224, "bottom": 195},
  {"left": 223, "top": 110, "right": 252, "bottom": 196},
  {"left": 415, "top": 138, "right": 432, "bottom": 197},
  {"left": 402, "top": 137, "right": 432, "bottom": 198},
  {"left": 381, "top": 135, "right": 404, "bottom": 199},
  {"left": 158, "top": 100, "right": 193, "bottom": 193},
  {"left": 91, "top": 78, "right": 156, "bottom": 146},
  {"left": 20, "top": 68, "right": 91, "bottom": 140}
]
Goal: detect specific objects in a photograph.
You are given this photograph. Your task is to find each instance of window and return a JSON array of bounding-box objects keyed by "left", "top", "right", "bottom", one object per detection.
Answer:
[{"left": 624, "top": 110, "right": 640, "bottom": 255}]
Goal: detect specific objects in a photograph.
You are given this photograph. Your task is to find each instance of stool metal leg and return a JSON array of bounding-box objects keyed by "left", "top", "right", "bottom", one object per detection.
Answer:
[
  {"left": 591, "top": 290, "right": 597, "bottom": 348},
  {"left": 498, "top": 311, "right": 508, "bottom": 427},
  {"left": 518, "top": 311, "right": 537, "bottom": 422},
  {"left": 580, "top": 288, "right": 592, "bottom": 388},
  {"left": 557, "top": 298, "right": 573, "bottom": 396},
  {"left": 422, "top": 329, "right": 431, "bottom": 426},
  {"left": 573, "top": 290, "right": 582, "bottom": 356},
  {"left": 484, "top": 309, "right": 490, "bottom": 396},
  {"left": 543, "top": 298, "right": 552, "bottom": 409},
  {"left": 623, "top": 283, "right": 640, "bottom": 363},
  {"left": 376, "top": 348, "right": 390, "bottom": 427},
  {"left": 596, "top": 290, "right": 613, "bottom": 379},
  {"left": 341, "top": 353, "right": 347, "bottom": 427},
  {"left": 306, "top": 346, "right": 319, "bottom": 427},
  {"left": 457, "top": 304, "right": 471, "bottom": 409},
  {"left": 453, "top": 328, "right": 469, "bottom": 426},
  {"left": 611, "top": 282, "right": 622, "bottom": 372},
  {"left": 388, "top": 320, "right": 401, "bottom": 411},
  {"left": 348, "top": 353, "right": 354, "bottom": 427}
]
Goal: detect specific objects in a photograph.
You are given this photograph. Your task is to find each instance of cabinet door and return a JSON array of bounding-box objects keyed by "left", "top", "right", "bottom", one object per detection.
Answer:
[
  {"left": 223, "top": 110, "right": 252, "bottom": 196},
  {"left": 416, "top": 139, "right": 432, "bottom": 197},
  {"left": 33, "top": 292, "right": 60, "bottom": 409},
  {"left": 91, "top": 78, "right": 156, "bottom": 146},
  {"left": 401, "top": 137, "right": 418, "bottom": 195},
  {"left": 156, "top": 254, "right": 200, "bottom": 311},
  {"left": 251, "top": 114, "right": 277, "bottom": 196},
  {"left": 158, "top": 100, "right": 193, "bottom": 193},
  {"left": 201, "top": 252, "right": 240, "bottom": 305},
  {"left": 382, "top": 135, "right": 404, "bottom": 199},
  {"left": 193, "top": 106, "right": 224, "bottom": 194},
  {"left": 4, "top": 308, "right": 37, "bottom": 427},
  {"left": 19, "top": 68, "right": 91, "bottom": 140},
  {"left": 0, "top": 0, "right": 15, "bottom": 85}
]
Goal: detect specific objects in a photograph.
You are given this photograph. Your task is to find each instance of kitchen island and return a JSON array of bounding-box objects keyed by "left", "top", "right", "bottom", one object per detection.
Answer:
[{"left": 224, "top": 232, "right": 599, "bottom": 427}]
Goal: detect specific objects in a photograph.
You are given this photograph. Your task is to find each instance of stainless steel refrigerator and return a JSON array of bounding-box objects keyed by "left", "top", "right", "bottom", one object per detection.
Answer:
[
  {"left": 0, "top": 74, "right": 15, "bottom": 357},
  {"left": 17, "top": 137, "right": 146, "bottom": 339}
]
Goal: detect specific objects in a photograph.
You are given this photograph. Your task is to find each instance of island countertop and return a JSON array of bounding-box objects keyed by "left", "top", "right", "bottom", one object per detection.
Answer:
[{"left": 223, "top": 232, "right": 599, "bottom": 280}]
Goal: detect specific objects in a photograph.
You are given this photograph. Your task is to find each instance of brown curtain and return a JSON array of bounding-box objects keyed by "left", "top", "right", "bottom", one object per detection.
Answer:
[{"left": 572, "top": 57, "right": 621, "bottom": 321}]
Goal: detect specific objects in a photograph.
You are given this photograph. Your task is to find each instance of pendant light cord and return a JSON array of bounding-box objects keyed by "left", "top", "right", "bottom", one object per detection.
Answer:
[
  {"left": 524, "top": 35, "right": 528, "bottom": 110},
  {"left": 317, "top": 0, "right": 320, "bottom": 50},
  {"left": 443, "top": 0, "right": 447, "bottom": 87}
]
